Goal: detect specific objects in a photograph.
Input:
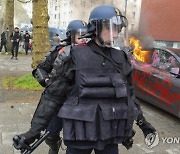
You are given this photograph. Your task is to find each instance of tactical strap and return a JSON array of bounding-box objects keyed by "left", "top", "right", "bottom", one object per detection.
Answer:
[
  {"left": 88, "top": 41, "right": 126, "bottom": 81},
  {"left": 88, "top": 41, "right": 135, "bottom": 131}
]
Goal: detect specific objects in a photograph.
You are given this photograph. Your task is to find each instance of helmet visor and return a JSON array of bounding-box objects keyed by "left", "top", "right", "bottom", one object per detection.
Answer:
[
  {"left": 71, "top": 29, "right": 87, "bottom": 45},
  {"left": 96, "top": 16, "right": 125, "bottom": 47}
]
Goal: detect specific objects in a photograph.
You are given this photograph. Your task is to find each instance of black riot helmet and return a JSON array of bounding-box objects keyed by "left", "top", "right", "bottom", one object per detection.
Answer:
[
  {"left": 87, "top": 5, "right": 128, "bottom": 47},
  {"left": 65, "top": 20, "right": 88, "bottom": 45}
]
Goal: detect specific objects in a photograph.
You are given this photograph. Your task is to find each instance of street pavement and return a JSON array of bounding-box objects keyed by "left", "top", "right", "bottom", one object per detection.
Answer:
[
  {"left": 0, "top": 55, "right": 180, "bottom": 154},
  {"left": 0, "top": 54, "right": 32, "bottom": 73}
]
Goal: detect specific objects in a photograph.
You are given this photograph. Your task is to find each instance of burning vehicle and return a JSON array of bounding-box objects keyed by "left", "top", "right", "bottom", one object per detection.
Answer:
[{"left": 129, "top": 37, "right": 180, "bottom": 118}]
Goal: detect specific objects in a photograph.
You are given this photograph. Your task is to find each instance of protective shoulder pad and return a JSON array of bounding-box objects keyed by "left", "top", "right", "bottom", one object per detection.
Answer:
[
  {"left": 60, "top": 45, "right": 71, "bottom": 60},
  {"left": 48, "top": 44, "right": 63, "bottom": 54},
  {"left": 44, "top": 46, "right": 57, "bottom": 58},
  {"left": 51, "top": 45, "right": 72, "bottom": 75},
  {"left": 44, "top": 45, "right": 63, "bottom": 59},
  {"left": 55, "top": 44, "right": 65, "bottom": 51},
  {"left": 55, "top": 45, "right": 71, "bottom": 64}
]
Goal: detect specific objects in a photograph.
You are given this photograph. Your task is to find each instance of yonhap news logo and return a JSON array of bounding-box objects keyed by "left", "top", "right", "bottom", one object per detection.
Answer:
[
  {"left": 145, "top": 132, "right": 160, "bottom": 148},
  {"left": 162, "top": 137, "right": 180, "bottom": 144},
  {"left": 144, "top": 132, "right": 180, "bottom": 149}
]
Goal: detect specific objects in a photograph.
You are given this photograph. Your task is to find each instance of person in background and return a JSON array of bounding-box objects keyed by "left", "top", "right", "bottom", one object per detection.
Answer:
[
  {"left": 10, "top": 27, "right": 21, "bottom": 60},
  {"left": 23, "top": 31, "right": 31, "bottom": 55},
  {"left": 0, "top": 29, "right": 8, "bottom": 54},
  {"left": 52, "top": 34, "right": 60, "bottom": 47}
]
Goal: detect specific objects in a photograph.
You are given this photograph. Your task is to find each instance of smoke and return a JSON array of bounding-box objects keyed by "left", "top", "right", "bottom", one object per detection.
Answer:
[
  {"left": 140, "top": 36, "right": 155, "bottom": 51},
  {"left": 129, "top": 31, "right": 155, "bottom": 51},
  {"left": 128, "top": 5, "right": 155, "bottom": 51}
]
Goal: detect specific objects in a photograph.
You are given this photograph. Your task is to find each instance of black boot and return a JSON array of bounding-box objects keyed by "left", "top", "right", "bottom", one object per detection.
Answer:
[
  {"left": 48, "top": 140, "right": 61, "bottom": 154},
  {"left": 45, "top": 134, "right": 61, "bottom": 154}
]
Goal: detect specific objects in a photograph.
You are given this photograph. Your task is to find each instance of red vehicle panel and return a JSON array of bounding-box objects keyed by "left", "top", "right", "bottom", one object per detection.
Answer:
[{"left": 131, "top": 48, "right": 180, "bottom": 118}]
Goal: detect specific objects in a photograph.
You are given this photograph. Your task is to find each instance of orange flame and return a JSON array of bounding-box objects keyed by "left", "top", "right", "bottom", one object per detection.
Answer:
[{"left": 129, "top": 37, "right": 150, "bottom": 63}]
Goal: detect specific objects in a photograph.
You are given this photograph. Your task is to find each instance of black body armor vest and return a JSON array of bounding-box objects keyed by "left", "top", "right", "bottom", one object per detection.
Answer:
[{"left": 58, "top": 44, "right": 138, "bottom": 144}]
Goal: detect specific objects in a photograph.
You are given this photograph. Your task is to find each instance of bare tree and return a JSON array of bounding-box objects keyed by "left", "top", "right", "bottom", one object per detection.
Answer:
[
  {"left": 1, "top": 0, "right": 50, "bottom": 68},
  {"left": 2, "top": 0, "right": 14, "bottom": 50}
]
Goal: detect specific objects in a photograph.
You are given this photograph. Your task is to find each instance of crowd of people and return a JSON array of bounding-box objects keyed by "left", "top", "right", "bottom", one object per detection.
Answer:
[
  {"left": 0, "top": 26, "right": 63, "bottom": 60},
  {"left": 0, "top": 27, "right": 32, "bottom": 60},
  {"left": 12, "top": 5, "right": 157, "bottom": 154}
]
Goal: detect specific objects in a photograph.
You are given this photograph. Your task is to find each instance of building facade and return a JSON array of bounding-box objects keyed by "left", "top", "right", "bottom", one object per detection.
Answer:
[
  {"left": 48, "top": 0, "right": 142, "bottom": 32},
  {"left": 14, "top": 0, "right": 32, "bottom": 29},
  {"left": 48, "top": 0, "right": 61, "bottom": 28},
  {"left": 139, "top": 0, "right": 180, "bottom": 48},
  {"left": 126, "top": 0, "right": 142, "bottom": 34}
]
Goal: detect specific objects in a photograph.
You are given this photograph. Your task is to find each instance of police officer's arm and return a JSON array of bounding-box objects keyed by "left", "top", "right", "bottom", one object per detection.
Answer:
[
  {"left": 32, "top": 53, "right": 74, "bottom": 125},
  {"left": 19, "top": 52, "right": 75, "bottom": 145},
  {"left": 32, "top": 45, "right": 62, "bottom": 87},
  {"left": 122, "top": 53, "right": 156, "bottom": 137}
]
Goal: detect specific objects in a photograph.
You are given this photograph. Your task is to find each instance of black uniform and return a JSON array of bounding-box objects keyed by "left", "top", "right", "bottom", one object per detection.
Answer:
[
  {"left": 32, "top": 45, "right": 64, "bottom": 87},
  {"left": 32, "top": 44, "right": 66, "bottom": 154},
  {"left": 10, "top": 31, "right": 21, "bottom": 58},
  {"left": 0, "top": 32, "right": 8, "bottom": 53},
  {"left": 23, "top": 33, "right": 31, "bottom": 55},
  {"left": 30, "top": 41, "right": 152, "bottom": 152}
]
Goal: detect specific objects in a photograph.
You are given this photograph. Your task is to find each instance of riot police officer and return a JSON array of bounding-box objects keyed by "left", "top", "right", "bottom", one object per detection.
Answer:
[
  {"left": 13, "top": 5, "right": 156, "bottom": 154},
  {"left": 32, "top": 20, "right": 87, "bottom": 87},
  {"left": 32, "top": 20, "right": 87, "bottom": 154}
]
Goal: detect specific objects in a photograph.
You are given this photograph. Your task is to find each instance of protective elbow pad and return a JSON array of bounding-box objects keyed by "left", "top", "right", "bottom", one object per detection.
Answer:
[{"left": 33, "top": 68, "right": 48, "bottom": 87}]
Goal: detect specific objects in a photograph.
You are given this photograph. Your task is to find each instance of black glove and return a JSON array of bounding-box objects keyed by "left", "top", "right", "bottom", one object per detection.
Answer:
[
  {"left": 122, "top": 129, "right": 136, "bottom": 150},
  {"left": 136, "top": 116, "right": 156, "bottom": 137},
  {"left": 13, "top": 129, "right": 41, "bottom": 151},
  {"left": 20, "top": 129, "right": 41, "bottom": 145}
]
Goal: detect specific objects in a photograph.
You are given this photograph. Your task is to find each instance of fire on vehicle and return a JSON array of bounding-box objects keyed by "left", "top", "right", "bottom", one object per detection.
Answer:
[{"left": 129, "top": 37, "right": 180, "bottom": 118}]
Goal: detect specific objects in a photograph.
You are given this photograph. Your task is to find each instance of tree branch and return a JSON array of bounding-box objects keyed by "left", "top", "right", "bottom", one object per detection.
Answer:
[{"left": 16, "top": 0, "right": 32, "bottom": 3}]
